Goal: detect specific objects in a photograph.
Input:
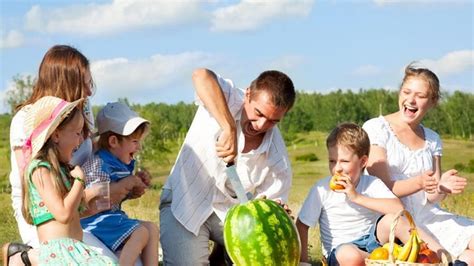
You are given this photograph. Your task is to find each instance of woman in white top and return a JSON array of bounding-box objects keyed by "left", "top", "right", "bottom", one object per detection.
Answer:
[
  {"left": 4, "top": 45, "right": 139, "bottom": 266},
  {"left": 363, "top": 63, "right": 473, "bottom": 263}
]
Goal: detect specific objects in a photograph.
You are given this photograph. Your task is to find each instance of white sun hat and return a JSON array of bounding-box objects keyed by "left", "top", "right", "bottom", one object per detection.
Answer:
[
  {"left": 23, "top": 96, "right": 84, "bottom": 159},
  {"left": 96, "top": 102, "right": 149, "bottom": 136}
]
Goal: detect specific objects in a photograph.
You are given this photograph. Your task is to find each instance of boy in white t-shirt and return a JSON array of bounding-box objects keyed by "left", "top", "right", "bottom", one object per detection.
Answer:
[{"left": 296, "top": 123, "right": 404, "bottom": 265}]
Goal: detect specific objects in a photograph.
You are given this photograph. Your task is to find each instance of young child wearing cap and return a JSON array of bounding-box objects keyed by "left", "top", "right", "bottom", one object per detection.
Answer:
[
  {"left": 21, "top": 96, "right": 117, "bottom": 265},
  {"left": 80, "top": 102, "right": 159, "bottom": 266}
]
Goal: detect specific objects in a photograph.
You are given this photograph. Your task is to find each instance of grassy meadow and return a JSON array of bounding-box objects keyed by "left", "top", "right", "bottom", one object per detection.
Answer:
[{"left": 0, "top": 123, "right": 473, "bottom": 265}]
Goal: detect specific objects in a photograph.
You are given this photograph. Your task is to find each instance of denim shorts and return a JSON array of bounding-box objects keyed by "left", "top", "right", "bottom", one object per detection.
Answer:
[{"left": 327, "top": 216, "right": 383, "bottom": 266}]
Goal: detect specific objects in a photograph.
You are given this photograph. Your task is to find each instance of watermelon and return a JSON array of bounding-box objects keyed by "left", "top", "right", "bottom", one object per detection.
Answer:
[{"left": 223, "top": 199, "right": 301, "bottom": 266}]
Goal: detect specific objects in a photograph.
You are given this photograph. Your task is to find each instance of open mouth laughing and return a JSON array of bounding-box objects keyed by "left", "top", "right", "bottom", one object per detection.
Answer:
[{"left": 403, "top": 104, "right": 418, "bottom": 117}]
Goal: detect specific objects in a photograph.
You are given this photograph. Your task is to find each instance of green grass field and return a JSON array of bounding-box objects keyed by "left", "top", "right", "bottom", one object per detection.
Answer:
[{"left": 0, "top": 130, "right": 473, "bottom": 265}]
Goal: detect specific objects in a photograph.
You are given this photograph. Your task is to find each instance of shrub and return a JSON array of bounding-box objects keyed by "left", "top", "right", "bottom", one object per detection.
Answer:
[
  {"left": 454, "top": 160, "right": 474, "bottom": 173},
  {"left": 296, "top": 153, "right": 319, "bottom": 162}
]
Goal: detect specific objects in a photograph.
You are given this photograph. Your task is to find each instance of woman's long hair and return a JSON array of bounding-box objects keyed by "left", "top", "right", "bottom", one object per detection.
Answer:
[{"left": 17, "top": 45, "right": 93, "bottom": 111}]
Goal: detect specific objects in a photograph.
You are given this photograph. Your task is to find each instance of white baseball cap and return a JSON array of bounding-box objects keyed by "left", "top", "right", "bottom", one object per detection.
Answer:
[{"left": 97, "top": 102, "right": 149, "bottom": 136}]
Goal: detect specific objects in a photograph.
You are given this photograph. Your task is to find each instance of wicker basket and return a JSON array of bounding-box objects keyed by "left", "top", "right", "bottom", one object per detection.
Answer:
[{"left": 365, "top": 210, "right": 448, "bottom": 266}]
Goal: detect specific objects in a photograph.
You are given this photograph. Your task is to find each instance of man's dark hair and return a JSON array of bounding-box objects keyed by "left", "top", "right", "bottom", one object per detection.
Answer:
[{"left": 249, "top": 70, "right": 295, "bottom": 110}]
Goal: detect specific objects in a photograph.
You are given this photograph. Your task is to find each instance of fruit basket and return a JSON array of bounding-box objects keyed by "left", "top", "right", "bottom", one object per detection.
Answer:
[{"left": 365, "top": 210, "right": 448, "bottom": 266}]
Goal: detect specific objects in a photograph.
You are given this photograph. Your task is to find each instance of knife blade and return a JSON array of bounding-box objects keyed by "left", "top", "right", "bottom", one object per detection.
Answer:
[{"left": 226, "top": 162, "right": 250, "bottom": 203}]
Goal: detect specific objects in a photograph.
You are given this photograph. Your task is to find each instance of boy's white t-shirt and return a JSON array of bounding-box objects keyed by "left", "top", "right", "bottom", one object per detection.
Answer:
[{"left": 298, "top": 174, "right": 396, "bottom": 257}]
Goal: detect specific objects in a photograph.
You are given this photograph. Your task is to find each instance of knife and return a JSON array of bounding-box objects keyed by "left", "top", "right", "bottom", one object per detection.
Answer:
[{"left": 226, "top": 162, "right": 251, "bottom": 203}]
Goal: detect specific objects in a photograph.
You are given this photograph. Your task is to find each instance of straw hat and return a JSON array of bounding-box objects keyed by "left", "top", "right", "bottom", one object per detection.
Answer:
[{"left": 23, "top": 96, "right": 84, "bottom": 159}]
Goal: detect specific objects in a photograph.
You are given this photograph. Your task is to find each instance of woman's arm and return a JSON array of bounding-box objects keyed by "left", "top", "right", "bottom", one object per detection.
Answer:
[
  {"left": 366, "top": 145, "right": 437, "bottom": 197},
  {"left": 13, "top": 148, "right": 25, "bottom": 180},
  {"left": 351, "top": 194, "right": 403, "bottom": 214},
  {"left": 427, "top": 156, "right": 467, "bottom": 203},
  {"left": 337, "top": 173, "right": 404, "bottom": 214}
]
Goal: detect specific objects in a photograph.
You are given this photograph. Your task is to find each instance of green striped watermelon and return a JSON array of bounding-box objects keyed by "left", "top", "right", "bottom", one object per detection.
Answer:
[{"left": 223, "top": 199, "right": 300, "bottom": 266}]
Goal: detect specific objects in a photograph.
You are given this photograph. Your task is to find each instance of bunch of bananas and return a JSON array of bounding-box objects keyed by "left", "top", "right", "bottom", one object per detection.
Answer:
[{"left": 396, "top": 228, "right": 421, "bottom": 262}]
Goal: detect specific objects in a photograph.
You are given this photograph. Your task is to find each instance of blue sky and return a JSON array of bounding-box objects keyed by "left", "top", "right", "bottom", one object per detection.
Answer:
[{"left": 1, "top": 0, "right": 473, "bottom": 113}]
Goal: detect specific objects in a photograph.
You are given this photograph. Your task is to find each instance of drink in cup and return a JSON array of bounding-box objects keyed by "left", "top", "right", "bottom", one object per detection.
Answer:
[{"left": 93, "top": 181, "right": 110, "bottom": 211}]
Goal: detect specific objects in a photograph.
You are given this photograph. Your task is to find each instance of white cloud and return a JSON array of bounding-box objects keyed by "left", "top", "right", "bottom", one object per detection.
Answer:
[
  {"left": 211, "top": 0, "right": 314, "bottom": 32},
  {"left": 0, "top": 30, "right": 25, "bottom": 49},
  {"left": 25, "top": 0, "right": 204, "bottom": 35},
  {"left": 373, "top": 0, "right": 464, "bottom": 6},
  {"left": 90, "top": 52, "right": 219, "bottom": 104},
  {"left": 418, "top": 50, "right": 474, "bottom": 76},
  {"left": 352, "top": 64, "right": 382, "bottom": 76}
]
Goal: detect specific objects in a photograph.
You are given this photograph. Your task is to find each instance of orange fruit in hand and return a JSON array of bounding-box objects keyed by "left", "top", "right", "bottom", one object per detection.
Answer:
[
  {"left": 369, "top": 247, "right": 389, "bottom": 260},
  {"left": 329, "top": 172, "right": 344, "bottom": 191}
]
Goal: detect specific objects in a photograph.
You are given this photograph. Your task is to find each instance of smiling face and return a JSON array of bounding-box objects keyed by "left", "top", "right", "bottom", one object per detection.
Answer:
[
  {"left": 328, "top": 144, "right": 368, "bottom": 185},
  {"left": 240, "top": 89, "right": 287, "bottom": 138},
  {"left": 398, "top": 77, "right": 435, "bottom": 125},
  {"left": 109, "top": 135, "right": 142, "bottom": 165},
  {"left": 53, "top": 110, "right": 85, "bottom": 163}
]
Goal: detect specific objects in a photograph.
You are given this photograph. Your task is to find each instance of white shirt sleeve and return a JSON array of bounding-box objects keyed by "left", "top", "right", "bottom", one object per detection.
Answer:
[
  {"left": 193, "top": 73, "right": 241, "bottom": 113},
  {"left": 424, "top": 127, "right": 443, "bottom": 157},
  {"left": 10, "top": 109, "right": 28, "bottom": 148},
  {"left": 9, "top": 109, "right": 28, "bottom": 196},
  {"left": 298, "top": 182, "right": 323, "bottom": 227},
  {"left": 363, "top": 117, "right": 389, "bottom": 149}
]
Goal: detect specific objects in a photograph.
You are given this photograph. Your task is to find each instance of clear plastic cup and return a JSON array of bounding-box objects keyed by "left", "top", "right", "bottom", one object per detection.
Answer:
[{"left": 93, "top": 181, "right": 110, "bottom": 211}]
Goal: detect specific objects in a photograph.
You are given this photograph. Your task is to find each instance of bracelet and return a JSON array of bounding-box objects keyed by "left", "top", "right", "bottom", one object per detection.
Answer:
[{"left": 74, "top": 177, "right": 85, "bottom": 188}]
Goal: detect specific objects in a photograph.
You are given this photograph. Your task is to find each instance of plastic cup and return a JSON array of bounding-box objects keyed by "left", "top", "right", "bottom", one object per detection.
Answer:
[{"left": 93, "top": 181, "right": 110, "bottom": 211}]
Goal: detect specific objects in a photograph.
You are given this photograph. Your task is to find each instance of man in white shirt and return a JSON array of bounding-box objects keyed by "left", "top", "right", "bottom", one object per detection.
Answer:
[{"left": 159, "top": 68, "right": 296, "bottom": 265}]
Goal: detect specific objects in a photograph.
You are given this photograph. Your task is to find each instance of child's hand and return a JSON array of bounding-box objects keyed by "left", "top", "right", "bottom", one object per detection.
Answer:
[
  {"left": 109, "top": 176, "right": 140, "bottom": 204},
  {"left": 126, "top": 176, "right": 147, "bottom": 199},
  {"left": 419, "top": 170, "right": 438, "bottom": 194},
  {"left": 136, "top": 169, "right": 152, "bottom": 188},
  {"left": 334, "top": 173, "right": 358, "bottom": 200},
  {"left": 439, "top": 169, "right": 467, "bottom": 194},
  {"left": 70, "top": 166, "right": 85, "bottom": 181}
]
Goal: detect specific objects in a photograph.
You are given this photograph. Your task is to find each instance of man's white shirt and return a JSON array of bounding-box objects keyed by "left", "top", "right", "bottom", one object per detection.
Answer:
[{"left": 164, "top": 74, "right": 292, "bottom": 235}]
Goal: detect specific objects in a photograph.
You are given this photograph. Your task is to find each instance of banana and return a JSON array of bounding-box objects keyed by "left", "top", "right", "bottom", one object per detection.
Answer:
[
  {"left": 407, "top": 230, "right": 420, "bottom": 262},
  {"left": 397, "top": 231, "right": 414, "bottom": 261}
]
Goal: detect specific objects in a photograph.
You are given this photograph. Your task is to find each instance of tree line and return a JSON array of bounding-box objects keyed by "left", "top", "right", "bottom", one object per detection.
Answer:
[
  {"left": 3, "top": 75, "right": 473, "bottom": 164},
  {"left": 121, "top": 89, "right": 473, "bottom": 145},
  {"left": 280, "top": 89, "right": 473, "bottom": 141}
]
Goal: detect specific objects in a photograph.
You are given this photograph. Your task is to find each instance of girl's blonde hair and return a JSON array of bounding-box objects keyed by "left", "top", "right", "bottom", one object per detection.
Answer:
[{"left": 22, "top": 108, "right": 83, "bottom": 224}]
